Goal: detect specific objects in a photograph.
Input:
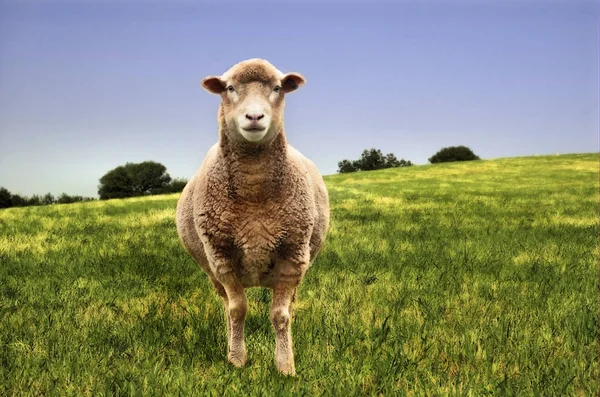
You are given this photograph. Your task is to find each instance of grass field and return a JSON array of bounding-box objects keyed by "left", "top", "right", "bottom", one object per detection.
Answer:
[{"left": 1, "top": 153, "right": 598, "bottom": 396}]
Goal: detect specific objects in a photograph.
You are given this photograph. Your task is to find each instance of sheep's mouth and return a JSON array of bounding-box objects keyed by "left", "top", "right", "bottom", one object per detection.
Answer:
[{"left": 242, "top": 127, "right": 266, "bottom": 132}]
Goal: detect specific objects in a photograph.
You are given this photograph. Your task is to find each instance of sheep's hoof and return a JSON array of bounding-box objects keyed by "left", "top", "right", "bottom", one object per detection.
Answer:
[
  {"left": 227, "top": 351, "right": 247, "bottom": 368},
  {"left": 276, "top": 362, "right": 296, "bottom": 376}
]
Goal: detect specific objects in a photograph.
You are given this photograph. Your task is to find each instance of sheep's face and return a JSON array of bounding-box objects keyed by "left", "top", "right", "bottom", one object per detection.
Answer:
[{"left": 202, "top": 59, "right": 305, "bottom": 144}]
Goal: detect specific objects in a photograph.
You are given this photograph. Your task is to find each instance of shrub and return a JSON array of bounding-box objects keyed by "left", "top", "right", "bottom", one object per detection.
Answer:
[{"left": 428, "top": 145, "right": 480, "bottom": 164}]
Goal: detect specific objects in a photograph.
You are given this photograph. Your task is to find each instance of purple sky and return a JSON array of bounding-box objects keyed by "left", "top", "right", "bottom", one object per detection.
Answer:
[{"left": 0, "top": 0, "right": 597, "bottom": 197}]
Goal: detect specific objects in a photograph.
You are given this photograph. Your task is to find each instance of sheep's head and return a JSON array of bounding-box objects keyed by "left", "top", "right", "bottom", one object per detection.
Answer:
[{"left": 202, "top": 58, "right": 305, "bottom": 144}]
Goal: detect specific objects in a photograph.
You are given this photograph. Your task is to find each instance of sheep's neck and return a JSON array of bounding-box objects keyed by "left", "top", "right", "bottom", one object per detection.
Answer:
[{"left": 220, "top": 132, "right": 288, "bottom": 202}]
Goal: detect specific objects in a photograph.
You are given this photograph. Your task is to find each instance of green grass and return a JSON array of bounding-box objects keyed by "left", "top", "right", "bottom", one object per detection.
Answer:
[{"left": 1, "top": 153, "right": 598, "bottom": 396}]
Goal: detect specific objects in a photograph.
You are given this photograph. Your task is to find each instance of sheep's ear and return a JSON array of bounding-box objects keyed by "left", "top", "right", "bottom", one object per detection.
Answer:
[
  {"left": 202, "top": 76, "right": 226, "bottom": 95},
  {"left": 281, "top": 73, "right": 305, "bottom": 93}
]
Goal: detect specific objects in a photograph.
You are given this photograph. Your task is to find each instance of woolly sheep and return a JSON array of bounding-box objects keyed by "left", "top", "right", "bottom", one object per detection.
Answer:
[{"left": 175, "top": 58, "right": 330, "bottom": 375}]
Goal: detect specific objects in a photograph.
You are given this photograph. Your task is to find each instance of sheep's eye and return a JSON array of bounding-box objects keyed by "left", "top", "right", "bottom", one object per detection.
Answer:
[
  {"left": 273, "top": 86, "right": 281, "bottom": 93},
  {"left": 227, "top": 85, "right": 235, "bottom": 93}
]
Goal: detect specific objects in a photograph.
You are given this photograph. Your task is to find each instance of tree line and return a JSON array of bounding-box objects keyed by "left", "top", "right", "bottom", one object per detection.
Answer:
[
  {"left": 337, "top": 145, "right": 479, "bottom": 173},
  {"left": 1, "top": 145, "right": 480, "bottom": 208},
  {"left": 0, "top": 160, "right": 188, "bottom": 209},
  {"left": 0, "top": 188, "right": 96, "bottom": 209},
  {"left": 337, "top": 148, "right": 413, "bottom": 173}
]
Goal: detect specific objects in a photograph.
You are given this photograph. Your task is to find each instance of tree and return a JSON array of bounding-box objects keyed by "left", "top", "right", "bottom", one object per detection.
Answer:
[
  {"left": 383, "top": 153, "right": 401, "bottom": 168},
  {"left": 42, "top": 193, "right": 55, "bottom": 205},
  {"left": 57, "top": 193, "right": 74, "bottom": 204},
  {"left": 98, "top": 161, "right": 172, "bottom": 200},
  {"left": 28, "top": 195, "right": 42, "bottom": 206},
  {"left": 148, "top": 178, "right": 188, "bottom": 195},
  {"left": 128, "top": 161, "right": 172, "bottom": 195},
  {"left": 337, "top": 148, "right": 413, "bottom": 173},
  {"left": 166, "top": 178, "right": 187, "bottom": 193},
  {"left": 0, "top": 187, "right": 12, "bottom": 208},
  {"left": 337, "top": 159, "right": 359, "bottom": 174},
  {"left": 429, "top": 145, "right": 480, "bottom": 164},
  {"left": 98, "top": 165, "right": 134, "bottom": 199},
  {"left": 358, "top": 148, "right": 386, "bottom": 171},
  {"left": 10, "top": 193, "right": 27, "bottom": 207}
]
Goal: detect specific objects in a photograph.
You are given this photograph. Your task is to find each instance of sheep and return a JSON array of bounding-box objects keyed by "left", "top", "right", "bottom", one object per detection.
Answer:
[{"left": 175, "top": 58, "right": 330, "bottom": 376}]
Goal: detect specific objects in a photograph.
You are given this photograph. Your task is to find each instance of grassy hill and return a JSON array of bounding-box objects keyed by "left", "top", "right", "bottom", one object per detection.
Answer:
[{"left": 1, "top": 153, "right": 598, "bottom": 395}]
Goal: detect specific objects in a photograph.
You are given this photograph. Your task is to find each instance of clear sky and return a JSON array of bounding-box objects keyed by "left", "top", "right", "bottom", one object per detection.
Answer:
[{"left": 0, "top": 0, "right": 597, "bottom": 198}]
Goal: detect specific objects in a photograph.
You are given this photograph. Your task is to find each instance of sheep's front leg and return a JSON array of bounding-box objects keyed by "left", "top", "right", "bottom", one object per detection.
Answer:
[
  {"left": 271, "top": 279, "right": 301, "bottom": 376},
  {"left": 217, "top": 272, "right": 248, "bottom": 367}
]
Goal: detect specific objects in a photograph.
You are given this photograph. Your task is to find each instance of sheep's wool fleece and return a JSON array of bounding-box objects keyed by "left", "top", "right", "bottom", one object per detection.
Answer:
[{"left": 176, "top": 60, "right": 330, "bottom": 288}]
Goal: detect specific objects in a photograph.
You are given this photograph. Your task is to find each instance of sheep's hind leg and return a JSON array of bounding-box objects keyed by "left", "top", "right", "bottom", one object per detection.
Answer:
[
  {"left": 210, "top": 278, "right": 231, "bottom": 347},
  {"left": 271, "top": 281, "right": 299, "bottom": 376},
  {"left": 217, "top": 272, "right": 248, "bottom": 368}
]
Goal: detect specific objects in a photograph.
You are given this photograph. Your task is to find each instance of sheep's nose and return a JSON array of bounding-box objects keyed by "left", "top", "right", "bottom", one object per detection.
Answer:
[{"left": 245, "top": 113, "right": 264, "bottom": 121}]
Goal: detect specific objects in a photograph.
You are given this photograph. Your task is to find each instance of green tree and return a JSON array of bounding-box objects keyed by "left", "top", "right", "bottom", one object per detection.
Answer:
[
  {"left": 0, "top": 187, "right": 12, "bottom": 208},
  {"left": 98, "top": 161, "right": 172, "bottom": 200},
  {"left": 28, "top": 195, "right": 42, "bottom": 206},
  {"left": 337, "top": 149, "right": 413, "bottom": 173},
  {"left": 357, "top": 148, "right": 386, "bottom": 171},
  {"left": 42, "top": 193, "right": 55, "bottom": 205},
  {"left": 128, "top": 161, "right": 172, "bottom": 195},
  {"left": 167, "top": 178, "right": 187, "bottom": 193},
  {"left": 337, "top": 159, "right": 359, "bottom": 173},
  {"left": 383, "top": 153, "right": 401, "bottom": 168},
  {"left": 10, "top": 193, "right": 27, "bottom": 207},
  {"left": 429, "top": 145, "right": 480, "bottom": 164},
  {"left": 98, "top": 166, "right": 135, "bottom": 200},
  {"left": 57, "top": 193, "right": 75, "bottom": 204}
]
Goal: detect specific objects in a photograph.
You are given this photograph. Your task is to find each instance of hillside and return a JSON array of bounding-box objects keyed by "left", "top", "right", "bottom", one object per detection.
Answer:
[{"left": 1, "top": 153, "right": 598, "bottom": 395}]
